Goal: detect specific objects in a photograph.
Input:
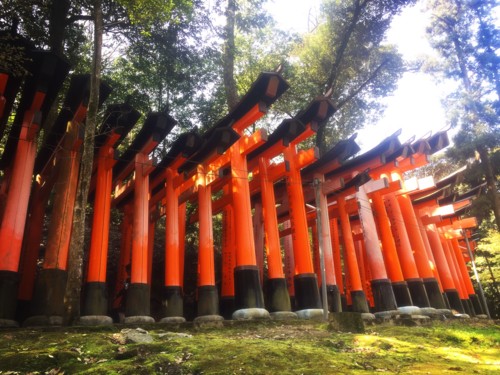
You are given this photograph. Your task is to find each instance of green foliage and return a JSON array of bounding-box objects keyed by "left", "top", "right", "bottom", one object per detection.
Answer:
[{"left": 475, "top": 228, "right": 500, "bottom": 318}]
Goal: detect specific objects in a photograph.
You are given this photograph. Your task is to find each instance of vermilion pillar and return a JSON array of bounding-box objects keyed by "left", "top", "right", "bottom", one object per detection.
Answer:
[
  {"left": 124, "top": 152, "right": 155, "bottom": 322},
  {"left": 440, "top": 235, "right": 466, "bottom": 313},
  {"left": 0, "top": 109, "right": 40, "bottom": 323},
  {"left": 27, "top": 120, "right": 83, "bottom": 325},
  {"left": 259, "top": 157, "right": 292, "bottom": 313},
  {"left": 283, "top": 146, "right": 322, "bottom": 312},
  {"left": 384, "top": 193, "right": 430, "bottom": 307},
  {"left": 314, "top": 176, "right": 341, "bottom": 312},
  {"left": 196, "top": 164, "right": 220, "bottom": 317},
  {"left": 371, "top": 191, "right": 412, "bottom": 306},
  {"left": 161, "top": 167, "right": 185, "bottom": 321},
  {"left": 451, "top": 237, "right": 476, "bottom": 315},
  {"left": 230, "top": 144, "right": 266, "bottom": 313},
  {"left": 330, "top": 218, "right": 346, "bottom": 308},
  {"left": 220, "top": 203, "right": 236, "bottom": 318},
  {"left": 337, "top": 195, "right": 369, "bottom": 313},
  {"left": 357, "top": 185, "right": 397, "bottom": 312},
  {"left": 82, "top": 144, "right": 115, "bottom": 321},
  {"left": 282, "top": 219, "right": 295, "bottom": 305},
  {"left": 398, "top": 193, "right": 446, "bottom": 308}
]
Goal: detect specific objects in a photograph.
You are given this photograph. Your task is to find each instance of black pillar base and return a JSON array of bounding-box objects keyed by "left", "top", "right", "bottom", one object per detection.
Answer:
[
  {"left": 423, "top": 278, "right": 447, "bottom": 309},
  {"left": 371, "top": 278, "right": 398, "bottom": 312},
  {"left": 0, "top": 270, "right": 20, "bottom": 320},
  {"left": 326, "top": 285, "right": 342, "bottom": 313},
  {"left": 461, "top": 299, "right": 474, "bottom": 316},
  {"left": 220, "top": 296, "right": 235, "bottom": 319},
  {"left": 16, "top": 299, "right": 31, "bottom": 323},
  {"left": 392, "top": 281, "right": 413, "bottom": 306},
  {"left": 83, "top": 282, "right": 109, "bottom": 316},
  {"left": 234, "top": 266, "right": 265, "bottom": 310},
  {"left": 293, "top": 273, "right": 322, "bottom": 311},
  {"left": 406, "top": 278, "right": 430, "bottom": 307},
  {"left": 442, "top": 293, "right": 451, "bottom": 309},
  {"left": 30, "top": 268, "right": 68, "bottom": 317},
  {"left": 444, "top": 289, "right": 464, "bottom": 313},
  {"left": 125, "top": 283, "right": 151, "bottom": 317},
  {"left": 340, "top": 294, "right": 348, "bottom": 312},
  {"left": 265, "top": 277, "right": 292, "bottom": 312},
  {"left": 350, "top": 290, "right": 370, "bottom": 313},
  {"left": 197, "top": 285, "right": 219, "bottom": 316},
  {"left": 161, "top": 286, "right": 184, "bottom": 318},
  {"left": 469, "top": 294, "right": 483, "bottom": 315}
]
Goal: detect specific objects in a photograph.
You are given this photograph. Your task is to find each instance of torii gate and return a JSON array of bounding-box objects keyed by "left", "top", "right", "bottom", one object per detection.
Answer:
[
  {"left": 0, "top": 51, "right": 69, "bottom": 326},
  {"left": 111, "top": 110, "right": 177, "bottom": 323},
  {"left": 80, "top": 103, "right": 140, "bottom": 325}
]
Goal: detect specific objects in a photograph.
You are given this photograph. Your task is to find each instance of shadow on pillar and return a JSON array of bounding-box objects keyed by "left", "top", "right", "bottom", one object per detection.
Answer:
[
  {"left": 406, "top": 278, "right": 431, "bottom": 307},
  {"left": 444, "top": 289, "right": 465, "bottom": 313},
  {"left": 24, "top": 269, "right": 67, "bottom": 326},
  {"left": 0, "top": 271, "right": 20, "bottom": 326},
  {"left": 371, "top": 279, "right": 398, "bottom": 312},
  {"left": 391, "top": 281, "right": 413, "bottom": 306},
  {"left": 423, "top": 278, "right": 447, "bottom": 309}
]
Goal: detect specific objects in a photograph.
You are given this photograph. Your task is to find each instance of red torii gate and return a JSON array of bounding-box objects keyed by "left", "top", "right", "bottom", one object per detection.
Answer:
[{"left": 0, "top": 51, "right": 69, "bottom": 326}]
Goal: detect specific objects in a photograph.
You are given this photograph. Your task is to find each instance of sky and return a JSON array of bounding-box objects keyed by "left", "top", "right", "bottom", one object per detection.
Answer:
[{"left": 265, "top": 0, "right": 451, "bottom": 152}]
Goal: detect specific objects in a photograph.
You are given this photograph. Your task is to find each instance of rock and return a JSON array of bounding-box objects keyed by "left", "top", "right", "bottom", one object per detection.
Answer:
[
  {"left": 295, "top": 309, "right": 325, "bottom": 320},
  {"left": 157, "top": 332, "right": 193, "bottom": 339},
  {"left": 269, "top": 311, "right": 298, "bottom": 320},
  {"left": 78, "top": 315, "right": 113, "bottom": 326},
  {"left": 193, "top": 315, "right": 224, "bottom": 329},
  {"left": 123, "top": 316, "right": 155, "bottom": 324},
  {"left": 329, "top": 312, "right": 365, "bottom": 333},
  {"left": 121, "top": 328, "right": 154, "bottom": 344},
  {"left": 397, "top": 306, "right": 422, "bottom": 315},
  {"left": 232, "top": 308, "right": 270, "bottom": 321}
]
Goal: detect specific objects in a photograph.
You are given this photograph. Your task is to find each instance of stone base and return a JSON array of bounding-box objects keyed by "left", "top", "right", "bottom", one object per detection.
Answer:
[
  {"left": 295, "top": 308, "right": 324, "bottom": 320},
  {"left": 270, "top": 311, "right": 298, "bottom": 320},
  {"left": 395, "top": 314, "right": 431, "bottom": 326},
  {"left": 374, "top": 310, "right": 399, "bottom": 320},
  {"left": 193, "top": 314, "right": 224, "bottom": 328},
  {"left": 361, "top": 313, "right": 376, "bottom": 322},
  {"left": 78, "top": 315, "right": 113, "bottom": 326},
  {"left": 0, "top": 318, "right": 19, "bottom": 327},
  {"left": 232, "top": 308, "right": 270, "bottom": 321},
  {"left": 24, "top": 315, "right": 63, "bottom": 327},
  {"left": 159, "top": 316, "right": 186, "bottom": 324},
  {"left": 294, "top": 273, "right": 322, "bottom": 310},
  {"left": 476, "top": 314, "right": 489, "bottom": 319},
  {"left": 123, "top": 315, "right": 155, "bottom": 324},
  {"left": 397, "top": 306, "right": 422, "bottom": 315},
  {"left": 452, "top": 313, "right": 471, "bottom": 319}
]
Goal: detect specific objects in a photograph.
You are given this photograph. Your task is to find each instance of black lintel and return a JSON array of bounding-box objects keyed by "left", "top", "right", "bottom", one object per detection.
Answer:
[
  {"left": 329, "top": 170, "right": 372, "bottom": 197},
  {"left": 427, "top": 131, "right": 450, "bottom": 154},
  {"left": 94, "top": 103, "right": 141, "bottom": 149},
  {"left": 113, "top": 111, "right": 177, "bottom": 181},
  {"left": 324, "top": 130, "right": 402, "bottom": 181},
  {"left": 204, "top": 72, "right": 289, "bottom": 138},
  {"left": 295, "top": 96, "right": 336, "bottom": 128},
  {"left": 246, "top": 119, "right": 305, "bottom": 161},
  {"left": 301, "top": 133, "right": 360, "bottom": 176},
  {"left": 412, "top": 185, "right": 450, "bottom": 205},
  {"left": 177, "top": 127, "right": 240, "bottom": 176}
]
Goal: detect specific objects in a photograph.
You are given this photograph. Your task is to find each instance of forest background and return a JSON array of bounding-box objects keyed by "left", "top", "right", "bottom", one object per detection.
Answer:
[{"left": 0, "top": 0, "right": 498, "bottom": 321}]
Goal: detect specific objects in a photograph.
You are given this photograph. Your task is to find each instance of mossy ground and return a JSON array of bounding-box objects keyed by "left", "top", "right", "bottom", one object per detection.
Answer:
[{"left": 0, "top": 319, "right": 498, "bottom": 374}]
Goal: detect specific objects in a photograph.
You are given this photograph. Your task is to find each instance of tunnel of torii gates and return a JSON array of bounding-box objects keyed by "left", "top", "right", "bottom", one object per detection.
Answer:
[{"left": 0, "top": 34, "right": 487, "bottom": 327}]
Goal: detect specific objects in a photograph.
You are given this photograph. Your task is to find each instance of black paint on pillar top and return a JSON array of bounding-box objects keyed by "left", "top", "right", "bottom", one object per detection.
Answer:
[
  {"left": 197, "top": 285, "right": 219, "bottom": 316},
  {"left": 350, "top": 290, "right": 370, "bottom": 313},
  {"left": 83, "top": 281, "right": 109, "bottom": 316},
  {"left": 326, "top": 284, "right": 342, "bottom": 313},
  {"left": 125, "top": 283, "right": 151, "bottom": 317},
  {"left": 30, "top": 268, "right": 68, "bottom": 317},
  {"left": 469, "top": 294, "right": 484, "bottom": 315},
  {"left": 220, "top": 296, "right": 235, "bottom": 320},
  {"left": 265, "top": 277, "right": 292, "bottom": 312},
  {"left": 371, "top": 278, "right": 398, "bottom": 312},
  {"left": 423, "top": 278, "right": 447, "bottom": 309},
  {"left": 391, "top": 281, "right": 413, "bottom": 306},
  {"left": 444, "top": 289, "right": 465, "bottom": 313},
  {"left": 406, "top": 278, "right": 431, "bottom": 307},
  {"left": 0, "top": 270, "right": 19, "bottom": 319},
  {"left": 234, "top": 265, "right": 265, "bottom": 310},
  {"left": 161, "top": 286, "right": 184, "bottom": 318},
  {"left": 293, "top": 273, "right": 322, "bottom": 311}
]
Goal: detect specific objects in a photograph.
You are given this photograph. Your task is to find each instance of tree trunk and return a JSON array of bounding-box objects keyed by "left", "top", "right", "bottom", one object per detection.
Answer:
[
  {"left": 477, "top": 147, "right": 500, "bottom": 231},
  {"left": 63, "top": 0, "right": 103, "bottom": 325},
  {"left": 49, "top": 0, "right": 70, "bottom": 56},
  {"left": 223, "top": 0, "right": 238, "bottom": 110}
]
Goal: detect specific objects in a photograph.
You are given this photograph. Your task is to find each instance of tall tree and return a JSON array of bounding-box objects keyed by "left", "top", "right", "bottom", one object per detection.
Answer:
[{"left": 426, "top": 0, "right": 500, "bottom": 230}]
